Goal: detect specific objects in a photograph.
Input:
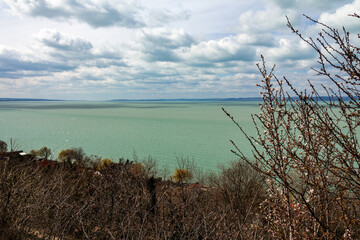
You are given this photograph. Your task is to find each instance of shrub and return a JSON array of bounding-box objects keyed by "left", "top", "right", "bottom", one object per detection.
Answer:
[
  {"left": 97, "top": 158, "right": 115, "bottom": 171},
  {"left": 0, "top": 140, "right": 7, "bottom": 153},
  {"left": 172, "top": 169, "right": 193, "bottom": 183},
  {"left": 131, "top": 162, "right": 145, "bottom": 176},
  {"left": 29, "top": 149, "right": 37, "bottom": 157},
  {"left": 208, "top": 161, "right": 265, "bottom": 219},
  {"left": 30, "top": 146, "right": 52, "bottom": 160},
  {"left": 58, "top": 149, "right": 77, "bottom": 162},
  {"left": 224, "top": 14, "right": 360, "bottom": 238},
  {"left": 58, "top": 148, "right": 85, "bottom": 167}
]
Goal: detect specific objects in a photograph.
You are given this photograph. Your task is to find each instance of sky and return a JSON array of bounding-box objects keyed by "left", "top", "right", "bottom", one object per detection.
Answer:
[{"left": 0, "top": 0, "right": 359, "bottom": 100}]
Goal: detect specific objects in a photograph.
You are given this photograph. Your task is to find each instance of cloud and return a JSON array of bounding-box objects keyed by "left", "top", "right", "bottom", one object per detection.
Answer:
[
  {"left": 135, "top": 28, "right": 196, "bottom": 62},
  {"left": 237, "top": 7, "right": 301, "bottom": 34},
  {"left": 181, "top": 35, "right": 256, "bottom": 64},
  {"left": 0, "top": 45, "right": 76, "bottom": 78},
  {"left": 4, "top": 0, "right": 192, "bottom": 29},
  {"left": 138, "top": 28, "right": 195, "bottom": 49},
  {"left": 147, "top": 8, "right": 191, "bottom": 27},
  {"left": 133, "top": 29, "right": 259, "bottom": 65},
  {"left": 318, "top": 0, "right": 360, "bottom": 32},
  {"left": 264, "top": 38, "right": 316, "bottom": 62},
  {"left": 38, "top": 29, "right": 93, "bottom": 52},
  {"left": 5, "top": 0, "right": 145, "bottom": 28},
  {"left": 0, "top": 28, "right": 127, "bottom": 81},
  {"left": 36, "top": 29, "right": 124, "bottom": 67},
  {"left": 265, "top": 0, "right": 349, "bottom": 10},
  {"left": 235, "top": 34, "right": 276, "bottom": 47}
]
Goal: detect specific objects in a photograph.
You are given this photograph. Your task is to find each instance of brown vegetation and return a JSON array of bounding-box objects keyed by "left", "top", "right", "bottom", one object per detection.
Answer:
[
  {"left": 223, "top": 14, "right": 360, "bottom": 239},
  {"left": 0, "top": 150, "right": 265, "bottom": 239}
]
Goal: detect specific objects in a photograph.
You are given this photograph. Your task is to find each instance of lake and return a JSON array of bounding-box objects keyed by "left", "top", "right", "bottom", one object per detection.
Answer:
[{"left": 0, "top": 101, "right": 260, "bottom": 172}]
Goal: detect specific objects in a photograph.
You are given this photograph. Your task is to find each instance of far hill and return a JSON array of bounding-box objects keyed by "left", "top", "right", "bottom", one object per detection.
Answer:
[
  {"left": 0, "top": 98, "right": 63, "bottom": 101},
  {"left": 110, "top": 97, "right": 264, "bottom": 102}
]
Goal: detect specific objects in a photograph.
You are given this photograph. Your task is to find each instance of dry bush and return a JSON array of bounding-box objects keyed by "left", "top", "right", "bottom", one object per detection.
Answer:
[
  {"left": 172, "top": 169, "right": 193, "bottom": 183},
  {"left": 0, "top": 147, "right": 269, "bottom": 239},
  {"left": 96, "top": 158, "right": 115, "bottom": 171},
  {"left": 0, "top": 140, "right": 7, "bottom": 153},
  {"left": 29, "top": 146, "right": 52, "bottom": 160},
  {"left": 208, "top": 161, "right": 265, "bottom": 221},
  {"left": 175, "top": 155, "right": 207, "bottom": 184},
  {"left": 139, "top": 155, "right": 158, "bottom": 177},
  {"left": 224, "top": 14, "right": 360, "bottom": 239},
  {"left": 9, "top": 138, "right": 20, "bottom": 152}
]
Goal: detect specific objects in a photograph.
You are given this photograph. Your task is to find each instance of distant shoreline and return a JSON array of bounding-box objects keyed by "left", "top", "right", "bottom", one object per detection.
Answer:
[
  {"left": 109, "top": 97, "right": 264, "bottom": 102},
  {"left": 0, "top": 96, "right": 350, "bottom": 102},
  {"left": 0, "top": 98, "right": 64, "bottom": 102},
  {"left": 0, "top": 97, "right": 263, "bottom": 102}
]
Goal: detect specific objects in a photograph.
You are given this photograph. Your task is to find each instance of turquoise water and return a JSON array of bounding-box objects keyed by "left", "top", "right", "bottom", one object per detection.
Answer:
[{"left": 0, "top": 101, "right": 260, "bottom": 171}]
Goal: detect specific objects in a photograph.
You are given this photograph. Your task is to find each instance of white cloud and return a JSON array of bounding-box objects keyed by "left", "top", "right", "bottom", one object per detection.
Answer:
[
  {"left": 237, "top": 6, "right": 300, "bottom": 33},
  {"left": 37, "top": 29, "right": 93, "bottom": 52},
  {"left": 146, "top": 8, "right": 191, "bottom": 27},
  {"left": 265, "top": 38, "right": 315, "bottom": 61},
  {"left": 4, "top": 0, "right": 145, "bottom": 28},
  {"left": 0, "top": 44, "right": 76, "bottom": 76},
  {"left": 265, "top": 0, "right": 349, "bottom": 10},
  {"left": 234, "top": 33, "right": 276, "bottom": 47},
  {"left": 318, "top": 0, "right": 360, "bottom": 32},
  {"left": 137, "top": 28, "right": 195, "bottom": 49},
  {"left": 4, "top": 0, "right": 193, "bottom": 29},
  {"left": 180, "top": 35, "right": 256, "bottom": 64},
  {"left": 134, "top": 28, "right": 194, "bottom": 62},
  {"left": 37, "top": 29, "right": 124, "bottom": 64}
]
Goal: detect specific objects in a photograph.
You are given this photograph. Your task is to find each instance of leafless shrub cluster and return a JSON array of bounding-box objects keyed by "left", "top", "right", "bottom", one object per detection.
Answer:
[
  {"left": 208, "top": 161, "right": 265, "bottom": 225},
  {"left": 224, "top": 14, "right": 360, "bottom": 239},
  {"left": 0, "top": 149, "right": 265, "bottom": 239}
]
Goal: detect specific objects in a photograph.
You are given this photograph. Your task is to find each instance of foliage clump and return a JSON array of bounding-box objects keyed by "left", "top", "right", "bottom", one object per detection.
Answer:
[
  {"left": 58, "top": 148, "right": 85, "bottom": 166},
  {"left": 96, "top": 158, "right": 115, "bottom": 171},
  {"left": 0, "top": 140, "right": 7, "bottom": 153},
  {"left": 172, "top": 169, "right": 193, "bottom": 183},
  {"left": 30, "top": 146, "right": 52, "bottom": 160},
  {"left": 58, "top": 149, "right": 77, "bottom": 162},
  {"left": 130, "top": 162, "right": 145, "bottom": 176}
]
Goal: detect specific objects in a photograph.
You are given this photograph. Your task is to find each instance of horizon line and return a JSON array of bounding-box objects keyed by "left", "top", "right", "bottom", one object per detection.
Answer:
[
  {"left": 0, "top": 96, "right": 347, "bottom": 102},
  {"left": 0, "top": 97, "right": 263, "bottom": 102}
]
